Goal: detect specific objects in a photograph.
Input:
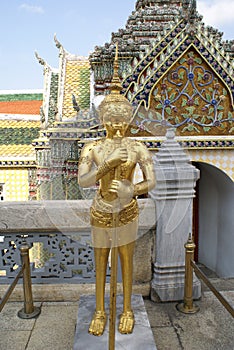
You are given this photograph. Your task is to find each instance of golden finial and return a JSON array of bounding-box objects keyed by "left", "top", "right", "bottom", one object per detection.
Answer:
[{"left": 110, "top": 42, "right": 122, "bottom": 93}]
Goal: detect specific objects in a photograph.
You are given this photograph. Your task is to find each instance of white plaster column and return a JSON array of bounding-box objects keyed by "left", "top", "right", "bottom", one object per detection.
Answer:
[{"left": 150, "top": 129, "right": 201, "bottom": 301}]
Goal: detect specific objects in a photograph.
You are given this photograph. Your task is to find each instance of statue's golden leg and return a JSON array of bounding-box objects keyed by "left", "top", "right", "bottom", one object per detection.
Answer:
[
  {"left": 118, "top": 241, "right": 135, "bottom": 334},
  {"left": 89, "top": 247, "right": 110, "bottom": 336}
]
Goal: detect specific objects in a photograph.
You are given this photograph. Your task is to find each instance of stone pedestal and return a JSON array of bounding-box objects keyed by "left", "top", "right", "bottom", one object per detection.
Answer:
[
  {"left": 150, "top": 129, "right": 201, "bottom": 301},
  {"left": 73, "top": 294, "right": 157, "bottom": 350}
]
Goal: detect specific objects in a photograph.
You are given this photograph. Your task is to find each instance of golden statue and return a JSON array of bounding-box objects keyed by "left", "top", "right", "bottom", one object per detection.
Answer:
[{"left": 78, "top": 46, "right": 155, "bottom": 337}]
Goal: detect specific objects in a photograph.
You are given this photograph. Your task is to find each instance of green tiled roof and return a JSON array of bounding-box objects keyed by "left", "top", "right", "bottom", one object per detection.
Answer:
[
  {"left": 0, "top": 127, "right": 40, "bottom": 145},
  {"left": 0, "top": 93, "right": 43, "bottom": 102}
]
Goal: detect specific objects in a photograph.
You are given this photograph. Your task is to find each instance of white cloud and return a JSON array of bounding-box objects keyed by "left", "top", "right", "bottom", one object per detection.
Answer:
[
  {"left": 197, "top": 0, "right": 234, "bottom": 27},
  {"left": 19, "top": 3, "right": 44, "bottom": 14}
]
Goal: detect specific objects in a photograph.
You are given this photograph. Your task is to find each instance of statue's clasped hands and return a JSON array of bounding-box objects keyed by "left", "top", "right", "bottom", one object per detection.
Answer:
[
  {"left": 106, "top": 147, "right": 128, "bottom": 168},
  {"left": 105, "top": 147, "right": 134, "bottom": 206}
]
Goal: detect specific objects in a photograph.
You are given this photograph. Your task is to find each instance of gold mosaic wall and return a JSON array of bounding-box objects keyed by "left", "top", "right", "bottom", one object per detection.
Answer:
[
  {"left": 0, "top": 168, "right": 29, "bottom": 201},
  {"left": 189, "top": 148, "right": 234, "bottom": 181}
]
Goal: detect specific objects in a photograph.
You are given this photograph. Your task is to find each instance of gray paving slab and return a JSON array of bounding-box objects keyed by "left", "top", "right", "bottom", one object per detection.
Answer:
[
  {"left": 0, "top": 330, "right": 31, "bottom": 350},
  {"left": 26, "top": 302, "right": 78, "bottom": 350},
  {"left": 144, "top": 291, "right": 234, "bottom": 350},
  {"left": 74, "top": 294, "right": 157, "bottom": 350},
  {"left": 144, "top": 299, "right": 172, "bottom": 327},
  {"left": 0, "top": 302, "right": 38, "bottom": 331},
  {"left": 174, "top": 291, "right": 234, "bottom": 350},
  {"left": 151, "top": 327, "right": 182, "bottom": 350},
  {"left": 201, "top": 278, "right": 234, "bottom": 292},
  {"left": 221, "top": 290, "right": 234, "bottom": 309},
  {"left": 27, "top": 325, "right": 75, "bottom": 350},
  {"left": 0, "top": 284, "right": 233, "bottom": 350}
]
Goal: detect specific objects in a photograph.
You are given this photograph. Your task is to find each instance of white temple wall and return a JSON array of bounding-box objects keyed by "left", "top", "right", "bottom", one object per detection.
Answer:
[
  {"left": 198, "top": 164, "right": 219, "bottom": 272},
  {"left": 198, "top": 163, "right": 234, "bottom": 278}
]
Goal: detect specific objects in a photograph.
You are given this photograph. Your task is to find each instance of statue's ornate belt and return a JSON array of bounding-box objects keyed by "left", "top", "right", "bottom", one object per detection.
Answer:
[{"left": 90, "top": 196, "right": 139, "bottom": 228}]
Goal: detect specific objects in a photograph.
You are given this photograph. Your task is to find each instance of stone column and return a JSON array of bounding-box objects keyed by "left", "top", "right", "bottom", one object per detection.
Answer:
[{"left": 150, "top": 129, "right": 201, "bottom": 302}]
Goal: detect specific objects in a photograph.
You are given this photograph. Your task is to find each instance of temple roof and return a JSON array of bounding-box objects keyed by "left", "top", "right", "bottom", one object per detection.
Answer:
[
  {"left": 88, "top": 0, "right": 234, "bottom": 136},
  {"left": 119, "top": 17, "right": 234, "bottom": 136},
  {"left": 90, "top": 0, "right": 202, "bottom": 64},
  {"left": 0, "top": 91, "right": 41, "bottom": 160},
  {"left": 136, "top": 0, "right": 181, "bottom": 8},
  {"left": 0, "top": 101, "right": 42, "bottom": 115},
  {"left": 0, "top": 144, "right": 36, "bottom": 159},
  {"left": 122, "top": 22, "right": 234, "bottom": 105},
  {"left": 89, "top": 0, "right": 233, "bottom": 66},
  {"left": 0, "top": 91, "right": 42, "bottom": 115},
  {"left": 33, "top": 0, "right": 233, "bottom": 139}
]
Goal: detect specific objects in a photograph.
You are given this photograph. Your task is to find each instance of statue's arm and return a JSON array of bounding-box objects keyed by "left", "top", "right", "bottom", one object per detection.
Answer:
[
  {"left": 78, "top": 143, "right": 97, "bottom": 188},
  {"left": 133, "top": 143, "right": 156, "bottom": 197}
]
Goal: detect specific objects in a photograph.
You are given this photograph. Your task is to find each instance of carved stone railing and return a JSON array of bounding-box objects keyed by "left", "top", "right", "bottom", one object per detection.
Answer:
[{"left": 0, "top": 199, "right": 156, "bottom": 284}]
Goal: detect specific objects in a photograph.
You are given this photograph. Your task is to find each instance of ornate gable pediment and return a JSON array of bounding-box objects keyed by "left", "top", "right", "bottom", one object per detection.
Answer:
[{"left": 122, "top": 20, "right": 234, "bottom": 136}]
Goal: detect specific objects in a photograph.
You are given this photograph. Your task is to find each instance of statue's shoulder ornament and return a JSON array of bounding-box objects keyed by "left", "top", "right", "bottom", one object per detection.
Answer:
[{"left": 79, "top": 140, "right": 100, "bottom": 165}]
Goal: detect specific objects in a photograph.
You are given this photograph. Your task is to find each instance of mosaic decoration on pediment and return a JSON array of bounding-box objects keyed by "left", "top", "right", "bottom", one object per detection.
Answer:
[
  {"left": 151, "top": 50, "right": 233, "bottom": 136},
  {"left": 123, "top": 41, "right": 234, "bottom": 137}
]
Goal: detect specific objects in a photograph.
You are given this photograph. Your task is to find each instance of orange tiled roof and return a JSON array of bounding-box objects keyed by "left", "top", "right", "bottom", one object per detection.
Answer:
[{"left": 0, "top": 100, "right": 42, "bottom": 115}]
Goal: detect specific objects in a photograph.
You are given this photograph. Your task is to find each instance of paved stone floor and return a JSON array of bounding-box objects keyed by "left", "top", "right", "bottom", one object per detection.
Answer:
[{"left": 0, "top": 285, "right": 233, "bottom": 349}]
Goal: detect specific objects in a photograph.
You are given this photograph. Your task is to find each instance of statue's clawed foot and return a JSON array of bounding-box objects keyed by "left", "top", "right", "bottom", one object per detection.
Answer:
[
  {"left": 89, "top": 311, "right": 107, "bottom": 336},
  {"left": 118, "top": 310, "right": 135, "bottom": 334}
]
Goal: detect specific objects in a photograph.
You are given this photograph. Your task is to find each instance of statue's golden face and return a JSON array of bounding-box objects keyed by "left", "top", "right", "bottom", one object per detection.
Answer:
[
  {"left": 98, "top": 92, "right": 133, "bottom": 137},
  {"left": 101, "top": 102, "right": 132, "bottom": 123},
  {"left": 100, "top": 103, "right": 132, "bottom": 136},
  {"left": 103, "top": 105, "right": 128, "bottom": 122}
]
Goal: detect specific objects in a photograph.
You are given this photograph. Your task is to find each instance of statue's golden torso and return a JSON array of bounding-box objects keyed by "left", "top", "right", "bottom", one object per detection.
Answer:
[
  {"left": 93, "top": 138, "right": 138, "bottom": 200},
  {"left": 89, "top": 137, "right": 142, "bottom": 228}
]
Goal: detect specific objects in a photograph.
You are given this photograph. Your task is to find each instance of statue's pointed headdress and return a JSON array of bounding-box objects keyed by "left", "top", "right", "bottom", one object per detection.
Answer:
[
  {"left": 109, "top": 42, "right": 122, "bottom": 94},
  {"left": 98, "top": 43, "right": 133, "bottom": 122}
]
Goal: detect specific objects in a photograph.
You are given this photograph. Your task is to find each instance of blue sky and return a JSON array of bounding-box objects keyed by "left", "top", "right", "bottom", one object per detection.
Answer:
[{"left": 0, "top": 0, "right": 233, "bottom": 90}]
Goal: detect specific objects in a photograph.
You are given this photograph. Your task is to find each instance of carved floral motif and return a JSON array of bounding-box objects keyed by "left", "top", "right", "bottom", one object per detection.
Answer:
[{"left": 131, "top": 51, "right": 234, "bottom": 136}]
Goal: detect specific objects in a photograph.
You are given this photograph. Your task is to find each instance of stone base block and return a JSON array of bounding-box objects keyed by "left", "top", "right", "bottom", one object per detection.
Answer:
[
  {"left": 74, "top": 294, "right": 157, "bottom": 350},
  {"left": 151, "top": 278, "right": 201, "bottom": 302},
  {"left": 151, "top": 264, "right": 201, "bottom": 302}
]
